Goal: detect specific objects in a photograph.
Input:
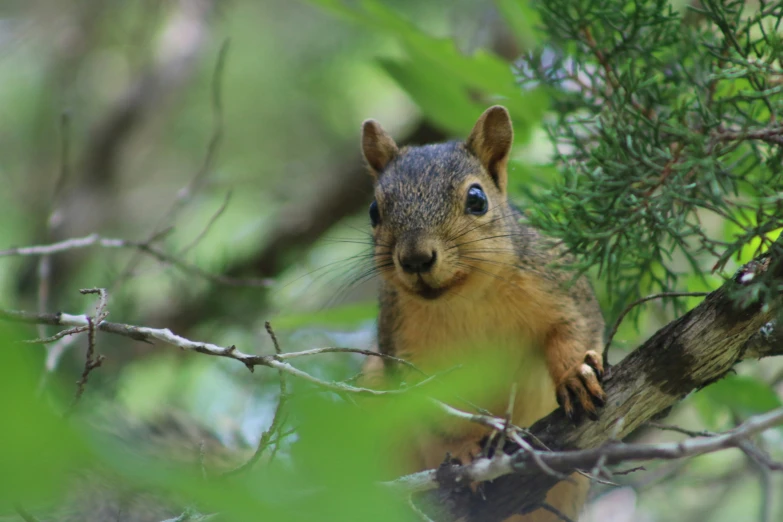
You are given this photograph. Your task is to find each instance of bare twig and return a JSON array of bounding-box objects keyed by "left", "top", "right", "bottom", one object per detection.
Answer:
[
  {"left": 221, "top": 323, "right": 290, "bottom": 477},
  {"left": 0, "top": 308, "right": 441, "bottom": 397},
  {"left": 65, "top": 288, "right": 109, "bottom": 415},
  {"left": 160, "top": 121, "right": 446, "bottom": 331},
  {"left": 646, "top": 422, "right": 714, "bottom": 438},
  {"left": 430, "top": 400, "right": 507, "bottom": 433},
  {"left": 278, "top": 347, "right": 426, "bottom": 375},
  {"left": 81, "top": 0, "right": 215, "bottom": 187},
  {"left": 22, "top": 325, "right": 90, "bottom": 344},
  {"left": 179, "top": 190, "right": 233, "bottom": 256},
  {"left": 408, "top": 494, "right": 437, "bottom": 522},
  {"left": 159, "top": 509, "right": 215, "bottom": 522},
  {"left": 385, "top": 406, "right": 783, "bottom": 494},
  {"left": 754, "top": 459, "right": 774, "bottom": 522},
  {"left": 111, "top": 38, "right": 230, "bottom": 292},
  {"left": 66, "top": 316, "right": 104, "bottom": 415},
  {"left": 266, "top": 321, "right": 281, "bottom": 355},
  {"left": 589, "top": 417, "right": 625, "bottom": 479},
  {"left": 0, "top": 233, "right": 273, "bottom": 288},
  {"left": 649, "top": 419, "right": 783, "bottom": 472}
]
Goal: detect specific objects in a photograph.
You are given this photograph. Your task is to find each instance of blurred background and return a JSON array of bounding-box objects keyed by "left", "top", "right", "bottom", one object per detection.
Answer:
[{"left": 0, "top": 0, "right": 781, "bottom": 521}]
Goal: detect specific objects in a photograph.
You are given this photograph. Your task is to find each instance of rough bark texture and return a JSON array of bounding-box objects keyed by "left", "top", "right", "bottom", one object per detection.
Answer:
[{"left": 419, "top": 249, "right": 783, "bottom": 522}]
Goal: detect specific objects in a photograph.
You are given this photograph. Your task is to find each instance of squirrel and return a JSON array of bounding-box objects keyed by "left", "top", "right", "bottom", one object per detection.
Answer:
[{"left": 359, "top": 106, "right": 607, "bottom": 522}]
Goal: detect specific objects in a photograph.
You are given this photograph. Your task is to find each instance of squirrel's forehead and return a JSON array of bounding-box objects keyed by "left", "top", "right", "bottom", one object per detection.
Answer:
[
  {"left": 377, "top": 171, "right": 462, "bottom": 198},
  {"left": 377, "top": 147, "right": 475, "bottom": 197}
]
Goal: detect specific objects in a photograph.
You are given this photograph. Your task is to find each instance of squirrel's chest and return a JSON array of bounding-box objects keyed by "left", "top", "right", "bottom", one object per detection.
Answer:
[
  {"left": 394, "top": 299, "right": 530, "bottom": 362},
  {"left": 388, "top": 276, "right": 554, "bottom": 386},
  {"left": 388, "top": 272, "right": 553, "bottom": 364},
  {"left": 387, "top": 283, "right": 556, "bottom": 424}
]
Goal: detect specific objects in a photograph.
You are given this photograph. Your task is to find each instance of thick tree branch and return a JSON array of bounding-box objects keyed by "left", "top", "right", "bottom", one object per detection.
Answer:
[{"left": 416, "top": 248, "right": 783, "bottom": 521}]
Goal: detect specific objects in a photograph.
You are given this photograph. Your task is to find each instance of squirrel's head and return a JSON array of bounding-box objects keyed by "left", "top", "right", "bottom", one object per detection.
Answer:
[{"left": 361, "top": 106, "right": 518, "bottom": 301}]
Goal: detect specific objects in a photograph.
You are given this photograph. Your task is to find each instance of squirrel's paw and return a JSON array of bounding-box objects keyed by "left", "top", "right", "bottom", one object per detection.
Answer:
[{"left": 555, "top": 350, "right": 606, "bottom": 422}]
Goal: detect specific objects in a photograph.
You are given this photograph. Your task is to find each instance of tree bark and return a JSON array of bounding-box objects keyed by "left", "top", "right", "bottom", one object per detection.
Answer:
[{"left": 419, "top": 248, "right": 783, "bottom": 521}]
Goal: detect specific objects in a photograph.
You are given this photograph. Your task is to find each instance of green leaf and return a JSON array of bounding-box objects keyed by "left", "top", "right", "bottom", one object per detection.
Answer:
[
  {"left": 492, "top": 0, "right": 542, "bottom": 49},
  {"left": 378, "top": 58, "right": 480, "bottom": 135},
  {"left": 305, "top": 0, "right": 547, "bottom": 141},
  {"left": 0, "top": 323, "right": 89, "bottom": 507},
  {"left": 694, "top": 375, "right": 782, "bottom": 429}
]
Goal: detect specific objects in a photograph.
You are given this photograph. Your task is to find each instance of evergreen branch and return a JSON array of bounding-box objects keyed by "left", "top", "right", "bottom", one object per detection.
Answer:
[{"left": 520, "top": 0, "right": 783, "bottom": 316}]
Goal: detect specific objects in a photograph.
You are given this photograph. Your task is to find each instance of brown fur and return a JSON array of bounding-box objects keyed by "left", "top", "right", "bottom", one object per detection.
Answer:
[{"left": 360, "top": 106, "right": 606, "bottom": 521}]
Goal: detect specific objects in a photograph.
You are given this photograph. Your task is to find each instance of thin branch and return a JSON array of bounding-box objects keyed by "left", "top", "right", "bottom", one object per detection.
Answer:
[
  {"left": 65, "top": 289, "right": 109, "bottom": 416},
  {"left": 712, "top": 125, "right": 783, "bottom": 146},
  {"left": 413, "top": 247, "right": 783, "bottom": 521},
  {"left": 111, "top": 37, "right": 230, "bottom": 292},
  {"left": 221, "top": 322, "right": 289, "bottom": 477},
  {"left": 0, "top": 233, "right": 273, "bottom": 288},
  {"left": 0, "top": 308, "right": 442, "bottom": 397},
  {"left": 408, "top": 494, "right": 437, "bottom": 522},
  {"left": 646, "top": 422, "right": 714, "bottom": 438},
  {"left": 22, "top": 325, "right": 89, "bottom": 344},
  {"left": 385, "top": 406, "right": 783, "bottom": 494},
  {"left": 35, "top": 111, "right": 73, "bottom": 341},
  {"left": 179, "top": 190, "right": 232, "bottom": 256},
  {"left": 159, "top": 509, "right": 216, "bottom": 522},
  {"left": 427, "top": 400, "right": 570, "bottom": 481}
]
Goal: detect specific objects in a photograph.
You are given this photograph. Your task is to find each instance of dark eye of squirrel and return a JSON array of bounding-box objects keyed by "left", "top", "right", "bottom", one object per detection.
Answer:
[
  {"left": 369, "top": 200, "right": 380, "bottom": 227},
  {"left": 465, "top": 184, "right": 488, "bottom": 215}
]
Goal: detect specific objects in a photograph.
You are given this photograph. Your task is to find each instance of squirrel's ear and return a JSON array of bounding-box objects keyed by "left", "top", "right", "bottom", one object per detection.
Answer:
[
  {"left": 466, "top": 106, "right": 513, "bottom": 191},
  {"left": 362, "top": 119, "right": 399, "bottom": 176}
]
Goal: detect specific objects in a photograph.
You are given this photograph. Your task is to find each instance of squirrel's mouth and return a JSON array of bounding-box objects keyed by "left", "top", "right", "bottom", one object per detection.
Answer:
[
  {"left": 414, "top": 282, "right": 449, "bottom": 300},
  {"left": 409, "top": 273, "right": 468, "bottom": 300}
]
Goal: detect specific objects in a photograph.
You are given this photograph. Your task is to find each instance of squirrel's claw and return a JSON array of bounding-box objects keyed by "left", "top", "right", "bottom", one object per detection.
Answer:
[{"left": 556, "top": 350, "right": 606, "bottom": 422}]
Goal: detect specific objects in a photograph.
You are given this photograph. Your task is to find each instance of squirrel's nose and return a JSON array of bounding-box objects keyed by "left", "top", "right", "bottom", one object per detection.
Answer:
[{"left": 400, "top": 250, "right": 437, "bottom": 274}]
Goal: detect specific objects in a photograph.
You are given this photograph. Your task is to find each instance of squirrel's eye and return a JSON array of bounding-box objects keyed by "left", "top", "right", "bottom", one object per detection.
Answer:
[
  {"left": 369, "top": 200, "right": 380, "bottom": 227},
  {"left": 465, "top": 185, "right": 488, "bottom": 215}
]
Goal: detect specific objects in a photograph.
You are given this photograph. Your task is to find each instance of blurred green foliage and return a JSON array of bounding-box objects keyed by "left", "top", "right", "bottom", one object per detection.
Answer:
[
  {"left": 0, "top": 0, "right": 782, "bottom": 521},
  {"left": 0, "top": 322, "right": 88, "bottom": 511}
]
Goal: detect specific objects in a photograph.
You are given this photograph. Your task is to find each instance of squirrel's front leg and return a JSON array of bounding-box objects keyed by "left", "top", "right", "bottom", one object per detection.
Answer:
[{"left": 544, "top": 325, "right": 606, "bottom": 421}]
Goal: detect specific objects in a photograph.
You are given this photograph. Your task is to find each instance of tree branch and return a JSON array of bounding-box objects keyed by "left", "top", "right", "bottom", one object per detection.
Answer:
[
  {"left": 0, "top": 233, "right": 273, "bottom": 288},
  {"left": 0, "top": 309, "right": 442, "bottom": 398},
  {"left": 415, "top": 246, "right": 783, "bottom": 521}
]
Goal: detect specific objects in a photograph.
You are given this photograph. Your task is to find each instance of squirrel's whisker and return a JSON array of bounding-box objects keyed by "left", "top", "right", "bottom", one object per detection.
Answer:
[
  {"left": 445, "top": 207, "right": 519, "bottom": 244},
  {"left": 451, "top": 232, "right": 533, "bottom": 250}
]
